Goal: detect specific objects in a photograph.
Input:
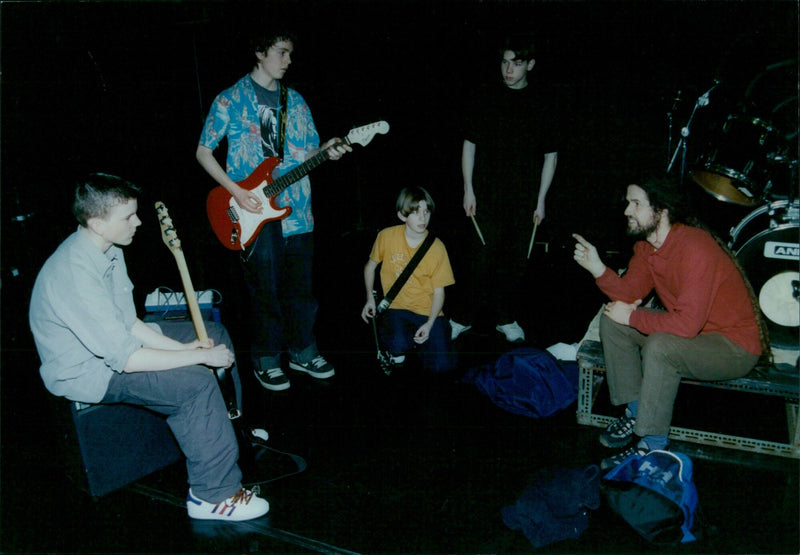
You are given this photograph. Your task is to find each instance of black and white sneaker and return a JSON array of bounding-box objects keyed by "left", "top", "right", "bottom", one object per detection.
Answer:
[
  {"left": 599, "top": 411, "right": 636, "bottom": 448},
  {"left": 289, "top": 355, "right": 335, "bottom": 379},
  {"left": 254, "top": 366, "right": 290, "bottom": 391}
]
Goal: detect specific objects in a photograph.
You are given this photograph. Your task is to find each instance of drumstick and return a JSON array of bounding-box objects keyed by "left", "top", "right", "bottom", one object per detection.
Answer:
[
  {"left": 527, "top": 220, "right": 539, "bottom": 259},
  {"left": 470, "top": 214, "right": 486, "bottom": 246}
]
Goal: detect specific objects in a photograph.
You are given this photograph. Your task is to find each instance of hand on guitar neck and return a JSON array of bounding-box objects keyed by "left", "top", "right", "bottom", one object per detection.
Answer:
[
  {"left": 191, "top": 340, "right": 236, "bottom": 368},
  {"left": 320, "top": 136, "right": 352, "bottom": 161},
  {"left": 236, "top": 137, "right": 352, "bottom": 215}
]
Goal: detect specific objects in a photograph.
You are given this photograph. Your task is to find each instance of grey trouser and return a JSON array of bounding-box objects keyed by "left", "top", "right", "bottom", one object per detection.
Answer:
[
  {"left": 599, "top": 314, "right": 759, "bottom": 437},
  {"left": 102, "top": 321, "right": 242, "bottom": 503}
]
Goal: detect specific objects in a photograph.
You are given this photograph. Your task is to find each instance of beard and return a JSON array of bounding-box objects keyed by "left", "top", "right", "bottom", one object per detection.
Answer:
[{"left": 626, "top": 212, "right": 660, "bottom": 239}]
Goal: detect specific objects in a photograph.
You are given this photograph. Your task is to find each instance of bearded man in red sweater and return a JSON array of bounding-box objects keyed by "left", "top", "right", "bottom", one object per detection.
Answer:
[{"left": 573, "top": 174, "right": 766, "bottom": 470}]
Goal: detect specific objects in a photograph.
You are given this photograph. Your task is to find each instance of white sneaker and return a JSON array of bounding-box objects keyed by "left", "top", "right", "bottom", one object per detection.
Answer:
[
  {"left": 449, "top": 319, "right": 472, "bottom": 340},
  {"left": 496, "top": 321, "right": 525, "bottom": 343},
  {"left": 187, "top": 487, "right": 269, "bottom": 521},
  {"left": 249, "top": 428, "right": 269, "bottom": 446}
]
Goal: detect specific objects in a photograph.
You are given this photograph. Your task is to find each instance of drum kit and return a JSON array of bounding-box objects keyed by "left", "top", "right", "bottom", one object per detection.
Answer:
[{"left": 672, "top": 61, "right": 798, "bottom": 353}]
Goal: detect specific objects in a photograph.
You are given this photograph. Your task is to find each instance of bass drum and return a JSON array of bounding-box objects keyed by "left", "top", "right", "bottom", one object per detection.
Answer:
[{"left": 730, "top": 200, "right": 799, "bottom": 350}]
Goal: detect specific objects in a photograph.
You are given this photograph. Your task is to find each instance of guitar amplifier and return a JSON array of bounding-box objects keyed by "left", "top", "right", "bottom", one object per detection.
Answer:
[
  {"left": 66, "top": 401, "right": 184, "bottom": 497},
  {"left": 62, "top": 311, "right": 228, "bottom": 497},
  {"left": 144, "top": 287, "right": 221, "bottom": 322}
]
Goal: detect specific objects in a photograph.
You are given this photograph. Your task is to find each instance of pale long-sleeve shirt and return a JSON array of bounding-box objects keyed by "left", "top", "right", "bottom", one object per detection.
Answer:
[{"left": 29, "top": 229, "right": 141, "bottom": 402}]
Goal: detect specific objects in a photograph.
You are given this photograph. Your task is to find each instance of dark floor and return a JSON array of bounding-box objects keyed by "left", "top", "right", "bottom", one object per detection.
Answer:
[{"left": 2, "top": 227, "right": 798, "bottom": 554}]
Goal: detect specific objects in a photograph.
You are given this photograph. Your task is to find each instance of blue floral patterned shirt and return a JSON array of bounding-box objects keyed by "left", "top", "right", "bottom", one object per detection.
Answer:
[{"left": 199, "top": 75, "right": 321, "bottom": 236}]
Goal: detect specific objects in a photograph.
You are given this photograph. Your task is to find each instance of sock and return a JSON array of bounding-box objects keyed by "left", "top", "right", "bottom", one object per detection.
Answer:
[
  {"left": 640, "top": 434, "right": 668, "bottom": 450},
  {"left": 626, "top": 401, "right": 639, "bottom": 418}
]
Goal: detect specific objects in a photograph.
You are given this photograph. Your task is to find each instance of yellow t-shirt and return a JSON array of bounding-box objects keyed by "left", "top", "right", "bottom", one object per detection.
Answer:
[{"left": 370, "top": 225, "right": 455, "bottom": 317}]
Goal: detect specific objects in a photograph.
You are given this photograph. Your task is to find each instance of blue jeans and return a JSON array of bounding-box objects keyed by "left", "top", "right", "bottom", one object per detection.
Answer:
[
  {"left": 102, "top": 321, "right": 242, "bottom": 503},
  {"left": 241, "top": 223, "right": 319, "bottom": 368},
  {"left": 378, "top": 309, "right": 457, "bottom": 373}
]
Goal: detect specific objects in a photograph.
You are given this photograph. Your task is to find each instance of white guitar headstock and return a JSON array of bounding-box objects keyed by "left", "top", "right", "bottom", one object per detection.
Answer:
[{"left": 347, "top": 121, "right": 390, "bottom": 147}]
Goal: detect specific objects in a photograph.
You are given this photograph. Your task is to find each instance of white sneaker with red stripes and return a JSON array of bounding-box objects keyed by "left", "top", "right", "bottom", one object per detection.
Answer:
[{"left": 187, "top": 487, "right": 269, "bottom": 521}]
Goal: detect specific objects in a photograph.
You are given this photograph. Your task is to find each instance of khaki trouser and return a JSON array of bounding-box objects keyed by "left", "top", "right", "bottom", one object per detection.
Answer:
[{"left": 599, "top": 313, "right": 759, "bottom": 437}]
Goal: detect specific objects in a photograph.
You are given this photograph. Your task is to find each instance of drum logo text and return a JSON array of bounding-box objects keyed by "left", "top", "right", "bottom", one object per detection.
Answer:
[{"left": 764, "top": 241, "right": 799, "bottom": 260}]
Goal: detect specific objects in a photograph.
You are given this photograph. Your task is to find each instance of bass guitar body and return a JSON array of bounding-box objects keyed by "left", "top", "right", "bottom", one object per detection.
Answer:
[{"left": 206, "top": 157, "right": 291, "bottom": 251}]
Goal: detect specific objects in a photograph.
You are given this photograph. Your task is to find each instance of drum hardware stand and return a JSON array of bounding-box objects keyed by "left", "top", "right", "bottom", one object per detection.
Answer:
[
  {"left": 778, "top": 199, "right": 799, "bottom": 224},
  {"left": 764, "top": 199, "right": 799, "bottom": 229},
  {"left": 666, "top": 90, "right": 681, "bottom": 168},
  {"left": 667, "top": 82, "right": 721, "bottom": 182}
]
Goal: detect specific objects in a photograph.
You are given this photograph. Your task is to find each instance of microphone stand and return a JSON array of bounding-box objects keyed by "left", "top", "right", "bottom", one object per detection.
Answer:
[
  {"left": 666, "top": 90, "right": 680, "bottom": 168},
  {"left": 667, "top": 83, "right": 720, "bottom": 183}
]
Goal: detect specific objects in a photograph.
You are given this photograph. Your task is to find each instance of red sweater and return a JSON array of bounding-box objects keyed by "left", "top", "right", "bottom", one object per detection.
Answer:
[{"left": 596, "top": 223, "right": 761, "bottom": 355}]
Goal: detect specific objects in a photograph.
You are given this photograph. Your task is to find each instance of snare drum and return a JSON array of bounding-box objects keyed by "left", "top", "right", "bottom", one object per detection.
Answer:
[
  {"left": 730, "top": 200, "right": 799, "bottom": 349},
  {"left": 692, "top": 115, "right": 782, "bottom": 206}
]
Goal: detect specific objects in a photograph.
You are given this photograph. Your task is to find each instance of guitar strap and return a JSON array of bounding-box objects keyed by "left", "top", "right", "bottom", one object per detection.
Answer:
[
  {"left": 214, "top": 367, "right": 242, "bottom": 421},
  {"left": 239, "top": 84, "right": 287, "bottom": 263},
  {"left": 376, "top": 232, "right": 436, "bottom": 314},
  {"left": 371, "top": 232, "right": 436, "bottom": 375},
  {"left": 278, "top": 83, "right": 288, "bottom": 160}
]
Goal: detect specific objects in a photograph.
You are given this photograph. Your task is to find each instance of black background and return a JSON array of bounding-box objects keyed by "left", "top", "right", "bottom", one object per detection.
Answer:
[
  {"left": 1, "top": 3, "right": 798, "bottom": 552},
  {"left": 2, "top": 0, "right": 797, "bottom": 342}
]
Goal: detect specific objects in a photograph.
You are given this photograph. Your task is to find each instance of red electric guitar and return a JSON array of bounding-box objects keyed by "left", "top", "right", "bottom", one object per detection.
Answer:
[{"left": 206, "top": 120, "right": 389, "bottom": 250}]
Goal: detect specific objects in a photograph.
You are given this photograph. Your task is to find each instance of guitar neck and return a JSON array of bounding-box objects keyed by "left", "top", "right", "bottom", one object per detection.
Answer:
[
  {"left": 262, "top": 138, "right": 349, "bottom": 198},
  {"left": 171, "top": 249, "right": 209, "bottom": 343}
]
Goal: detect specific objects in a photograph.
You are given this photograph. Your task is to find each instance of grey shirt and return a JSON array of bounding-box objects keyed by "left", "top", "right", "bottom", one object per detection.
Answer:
[{"left": 29, "top": 228, "right": 141, "bottom": 403}]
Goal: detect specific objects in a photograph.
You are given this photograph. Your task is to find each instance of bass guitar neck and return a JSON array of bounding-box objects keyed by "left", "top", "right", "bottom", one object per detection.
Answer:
[{"left": 155, "top": 202, "right": 208, "bottom": 342}]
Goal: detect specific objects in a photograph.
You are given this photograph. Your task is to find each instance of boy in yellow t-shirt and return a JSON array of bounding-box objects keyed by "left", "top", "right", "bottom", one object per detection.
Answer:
[{"left": 361, "top": 187, "right": 457, "bottom": 373}]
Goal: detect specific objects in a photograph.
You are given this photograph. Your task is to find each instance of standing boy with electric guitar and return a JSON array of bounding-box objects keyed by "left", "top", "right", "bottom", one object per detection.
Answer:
[{"left": 197, "top": 27, "right": 351, "bottom": 391}]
